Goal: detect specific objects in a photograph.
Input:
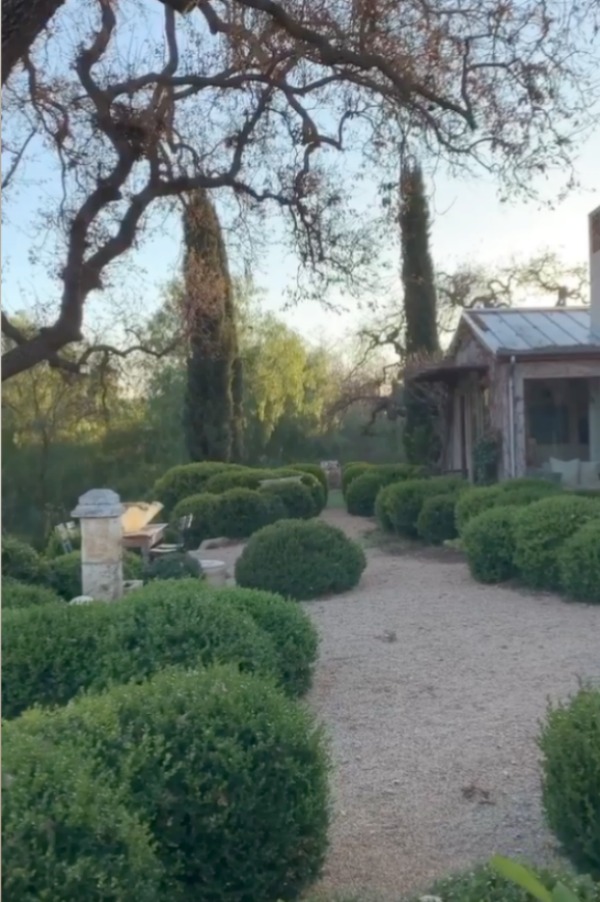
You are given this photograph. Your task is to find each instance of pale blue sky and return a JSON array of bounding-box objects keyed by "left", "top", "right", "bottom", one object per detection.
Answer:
[{"left": 2, "top": 0, "right": 598, "bottom": 348}]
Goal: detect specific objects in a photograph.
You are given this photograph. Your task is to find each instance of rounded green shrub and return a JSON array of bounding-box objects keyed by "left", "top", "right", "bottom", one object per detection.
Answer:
[
  {"left": 559, "top": 519, "right": 600, "bottom": 603},
  {"left": 143, "top": 552, "right": 202, "bottom": 582},
  {"left": 261, "top": 480, "right": 317, "bottom": 520},
  {"left": 289, "top": 463, "right": 329, "bottom": 498},
  {"left": 210, "top": 487, "right": 273, "bottom": 538},
  {"left": 455, "top": 485, "right": 504, "bottom": 535},
  {"left": 152, "top": 462, "right": 241, "bottom": 513},
  {"left": 2, "top": 726, "right": 163, "bottom": 901},
  {"left": 539, "top": 686, "right": 600, "bottom": 876},
  {"left": 341, "top": 462, "right": 373, "bottom": 497},
  {"left": 172, "top": 492, "right": 219, "bottom": 547},
  {"left": 46, "top": 550, "right": 143, "bottom": 600},
  {"left": 347, "top": 465, "right": 430, "bottom": 519},
  {"left": 235, "top": 518, "right": 366, "bottom": 601},
  {"left": 206, "top": 468, "right": 325, "bottom": 514},
  {"left": 1, "top": 535, "right": 45, "bottom": 583},
  {"left": 2, "top": 581, "right": 278, "bottom": 719},
  {"left": 199, "top": 584, "right": 319, "bottom": 696},
  {"left": 2, "top": 580, "right": 64, "bottom": 610},
  {"left": 379, "top": 476, "right": 465, "bottom": 538},
  {"left": 513, "top": 495, "right": 600, "bottom": 591},
  {"left": 501, "top": 476, "right": 562, "bottom": 494},
  {"left": 406, "top": 862, "right": 600, "bottom": 902},
  {"left": 416, "top": 493, "right": 458, "bottom": 545},
  {"left": 463, "top": 505, "right": 521, "bottom": 583},
  {"left": 12, "top": 665, "right": 331, "bottom": 902}
]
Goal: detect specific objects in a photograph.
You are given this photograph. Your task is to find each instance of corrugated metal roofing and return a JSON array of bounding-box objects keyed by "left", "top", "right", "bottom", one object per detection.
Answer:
[{"left": 462, "top": 307, "right": 600, "bottom": 356}]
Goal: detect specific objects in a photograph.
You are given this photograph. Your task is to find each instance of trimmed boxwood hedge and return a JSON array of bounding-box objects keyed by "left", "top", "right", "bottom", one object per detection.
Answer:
[
  {"left": 152, "top": 462, "right": 241, "bottom": 513},
  {"left": 463, "top": 505, "right": 522, "bottom": 584},
  {"left": 205, "top": 467, "right": 326, "bottom": 514},
  {"left": 235, "top": 518, "right": 366, "bottom": 601},
  {"left": 513, "top": 495, "right": 600, "bottom": 591},
  {"left": 46, "top": 550, "right": 143, "bottom": 600},
  {"left": 260, "top": 480, "right": 317, "bottom": 520},
  {"left": 2, "top": 727, "right": 163, "bottom": 901},
  {"left": 196, "top": 583, "right": 319, "bottom": 696},
  {"left": 289, "top": 463, "right": 329, "bottom": 499},
  {"left": 455, "top": 479, "right": 561, "bottom": 536},
  {"left": 378, "top": 476, "right": 465, "bottom": 538},
  {"left": 2, "top": 581, "right": 279, "bottom": 718},
  {"left": 341, "top": 462, "right": 373, "bottom": 498},
  {"left": 404, "top": 862, "right": 600, "bottom": 902},
  {"left": 211, "top": 487, "right": 280, "bottom": 538},
  {"left": 539, "top": 686, "right": 600, "bottom": 877},
  {"left": 143, "top": 552, "right": 202, "bottom": 582},
  {"left": 6, "top": 665, "right": 330, "bottom": 902},
  {"left": 1, "top": 535, "right": 46, "bottom": 584},
  {"left": 1, "top": 580, "right": 65, "bottom": 609},
  {"left": 416, "top": 493, "right": 458, "bottom": 545},
  {"left": 346, "top": 464, "right": 422, "bottom": 518},
  {"left": 559, "top": 519, "right": 600, "bottom": 603}
]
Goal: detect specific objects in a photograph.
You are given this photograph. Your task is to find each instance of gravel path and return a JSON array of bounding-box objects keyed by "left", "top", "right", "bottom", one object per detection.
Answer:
[{"left": 204, "top": 508, "right": 600, "bottom": 900}]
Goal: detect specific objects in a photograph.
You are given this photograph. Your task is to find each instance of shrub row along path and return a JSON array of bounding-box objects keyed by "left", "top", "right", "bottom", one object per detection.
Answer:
[{"left": 216, "top": 507, "right": 600, "bottom": 900}]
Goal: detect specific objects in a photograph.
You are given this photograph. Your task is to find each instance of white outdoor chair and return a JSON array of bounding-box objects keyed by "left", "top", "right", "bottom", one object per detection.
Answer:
[
  {"left": 55, "top": 521, "right": 78, "bottom": 553},
  {"left": 149, "top": 514, "right": 193, "bottom": 558}
]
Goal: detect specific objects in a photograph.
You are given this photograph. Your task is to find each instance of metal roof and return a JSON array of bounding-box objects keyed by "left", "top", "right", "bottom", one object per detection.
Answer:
[{"left": 462, "top": 307, "right": 600, "bottom": 357}]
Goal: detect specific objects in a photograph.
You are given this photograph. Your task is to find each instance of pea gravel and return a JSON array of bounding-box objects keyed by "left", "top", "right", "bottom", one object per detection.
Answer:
[{"left": 212, "top": 507, "right": 600, "bottom": 900}]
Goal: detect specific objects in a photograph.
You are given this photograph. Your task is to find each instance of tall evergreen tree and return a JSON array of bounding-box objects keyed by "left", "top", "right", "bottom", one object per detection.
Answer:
[
  {"left": 399, "top": 162, "right": 440, "bottom": 465},
  {"left": 182, "top": 189, "right": 242, "bottom": 461}
]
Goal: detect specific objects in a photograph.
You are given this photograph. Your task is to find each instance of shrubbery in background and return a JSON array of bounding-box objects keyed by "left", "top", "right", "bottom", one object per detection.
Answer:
[
  {"left": 559, "top": 519, "right": 600, "bottom": 604},
  {"left": 463, "top": 506, "right": 522, "bottom": 584},
  {"left": 235, "top": 518, "right": 366, "bottom": 601},
  {"left": 377, "top": 476, "right": 465, "bottom": 538},
  {"left": 1, "top": 535, "right": 46, "bottom": 584},
  {"left": 513, "top": 495, "right": 600, "bottom": 591},
  {"left": 2, "top": 580, "right": 65, "bottom": 610},
  {"left": 416, "top": 493, "right": 459, "bottom": 545}
]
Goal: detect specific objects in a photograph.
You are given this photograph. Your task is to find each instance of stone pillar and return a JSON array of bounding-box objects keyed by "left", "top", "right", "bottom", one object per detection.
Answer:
[{"left": 71, "top": 489, "right": 124, "bottom": 601}]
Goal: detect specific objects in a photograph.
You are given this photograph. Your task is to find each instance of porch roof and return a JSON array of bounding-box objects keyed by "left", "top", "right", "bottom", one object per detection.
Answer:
[
  {"left": 410, "top": 362, "right": 487, "bottom": 383},
  {"left": 462, "top": 307, "right": 600, "bottom": 357}
]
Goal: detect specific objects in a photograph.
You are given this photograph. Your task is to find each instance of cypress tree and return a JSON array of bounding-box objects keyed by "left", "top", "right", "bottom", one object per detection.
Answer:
[
  {"left": 399, "top": 161, "right": 440, "bottom": 465},
  {"left": 182, "top": 189, "right": 242, "bottom": 461}
]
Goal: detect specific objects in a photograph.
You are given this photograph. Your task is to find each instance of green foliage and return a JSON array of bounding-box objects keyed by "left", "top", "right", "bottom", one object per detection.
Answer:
[
  {"left": 407, "top": 862, "right": 600, "bottom": 902},
  {"left": 455, "top": 485, "right": 504, "bottom": 535},
  {"left": 455, "top": 479, "right": 561, "bottom": 536},
  {"left": 10, "top": 665, "right": 330, "bottom": 902},
  {"left": 235, "top": 518, "right": 367, "bottom": 601},
  {"left": 1, "top": 534, "right": 46, "bottom": 583},
  {"left": 201, "top": 585, "right": 319, "bottom": 696},
  {"left": 2, "top": 581, "right": 278, "bottom": 718},
  {"left": 206, "top": 467, "right": 325, "bottom": 513},
  {"left": 472, "top": 431, "right": 502, "bottom": 485},
  {"left": 378, "top": 476, "right": 464, "bottom": 538},
  {"left": 211, "top": 487, "right": 276, "bottom": 538},
  {"left": 345, "top": 464, "right": 420, "bottom": 517},
  {"left": 2, "top": 580, "right": 64, "bottom": 609},
  {"left": 513, "top": 496, "right": 600, "bottom": 590},
  {"left": 152, "top": 462, "right": 238, "bottom": 513},
  {"left": 539, "top": 687, "right": 600, "bottom": 877},
  {"left": 46, "top": 550, "right": 143, "bottom": 600},
  {"left": 172, "top": 491, "right": 219, "bottom": 547},
  {"left": 341, "top": 462, "right": 373, "bottom": 497},
  {"left": 260, "top": 480, "right": 317, "bottom": 519},
  {"left": 183, "top": 189, "right": 239, "bottom": 463},
  {"left": 143, "top": 552, "right": 202, "bottom": 582},
  {"left": 463, "top": 506, "right": 521, "bottom": 583},
  {"left": 289, "top": 463, "right": 329, "bottom": 498},
  {"left": 559, "top": 520, "right": 600, "bottom": 603},
  {"left": 2, "top": 727, "right": 163, "bottom": 902},
  {"left": 416, "top": 493, "right": 458, "bottom": 545},
  {"left": 490, "top": 856, "right": 591, "bottom": 902}
]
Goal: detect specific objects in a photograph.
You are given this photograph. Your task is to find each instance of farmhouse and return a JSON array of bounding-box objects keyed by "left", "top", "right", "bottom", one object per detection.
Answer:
[{"left": 412, "top": 207, "right": 600, "bottom": 487}]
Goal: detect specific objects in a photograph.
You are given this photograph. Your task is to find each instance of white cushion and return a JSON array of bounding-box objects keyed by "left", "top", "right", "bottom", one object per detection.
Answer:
[
  {"left": 579, "top": 461, "right": 600, "bottom": 489},
  {"left": 549, "top": 457, "right": 580, "bottom": 487}
]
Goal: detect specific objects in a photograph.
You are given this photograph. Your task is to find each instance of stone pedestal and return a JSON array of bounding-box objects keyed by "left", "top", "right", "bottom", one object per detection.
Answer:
[{"left": 71, "top": 489, "right": 124, "bottom": 601}]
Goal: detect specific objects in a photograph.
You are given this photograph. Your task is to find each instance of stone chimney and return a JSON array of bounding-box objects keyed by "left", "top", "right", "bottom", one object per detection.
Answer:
[{"left": 590, "top": 205, "right": 600, "bottom": 338}]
